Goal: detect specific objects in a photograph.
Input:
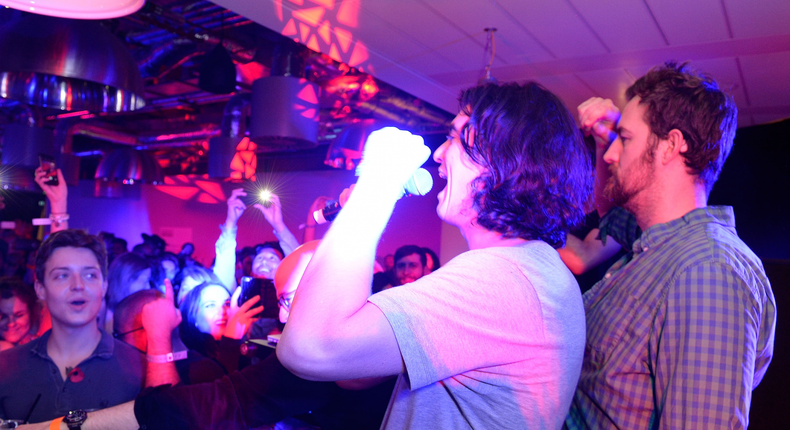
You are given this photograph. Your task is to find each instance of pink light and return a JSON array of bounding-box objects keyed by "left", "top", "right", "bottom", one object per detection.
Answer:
[{"left": 0, "top": 0, "right": 145, "bottom": 19}]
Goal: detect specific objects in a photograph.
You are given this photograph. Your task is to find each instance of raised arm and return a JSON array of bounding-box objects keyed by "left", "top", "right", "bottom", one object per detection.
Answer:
[
  {"left": 214, "top": 188, "right": 246, "bottom": 292},
  {"left": 577, "top": 97, "right": 621, "bottom": 217},
  {"left": 33, "top": 167, "right": 68, "bottom": 232},
  {"left": 254, "top": 193, "right": 299, "bottom": 256},
  {"left": 141, "top": 279, "right": 182, "bottom": 387},
  {"left": 277, "top": 128, "right": 430, "bottom": 381},
  {"left": 302, "top": 195, "right": 329, "bottom": 243}
]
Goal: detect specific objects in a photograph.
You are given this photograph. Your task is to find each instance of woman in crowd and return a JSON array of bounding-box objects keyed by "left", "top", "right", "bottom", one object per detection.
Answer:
[
  {"left": 0, "top": 277, "right": 40, "bottom": 351},
  {"left": 175, "top": 265, "right": 222, "bottom": 305},
  {"left": 178, "top": 282, "right": 261, "bottom": 374},
  {"left": 105, "top": 252, "right": 153, "bottom": 333}
]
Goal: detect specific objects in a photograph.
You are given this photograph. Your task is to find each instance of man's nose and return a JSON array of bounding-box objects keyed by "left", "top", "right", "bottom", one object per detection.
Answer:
[{"left": 602, "top": 141, "right": 620, "bottom": 165}]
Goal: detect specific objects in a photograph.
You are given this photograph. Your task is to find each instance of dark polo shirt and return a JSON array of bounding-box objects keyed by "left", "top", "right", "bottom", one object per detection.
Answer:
[{"left": 0, "top": 329, "right": 144, "bottom": 423}]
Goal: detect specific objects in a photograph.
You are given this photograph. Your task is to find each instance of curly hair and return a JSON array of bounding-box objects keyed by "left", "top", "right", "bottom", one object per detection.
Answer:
[
  {"left": 626, "top": 61, "right": 737, "bottom": 192},
  {"left": 35, "top": 229, "right": 108, "bottom": 284},
  {"left": 458, "top": 82, "right": 593, "bottom": 248}
]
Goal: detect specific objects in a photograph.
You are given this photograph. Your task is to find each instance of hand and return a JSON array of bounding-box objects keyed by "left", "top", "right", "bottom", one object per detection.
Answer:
[
  {"left": 254, "top": 193, "right": 284, "bottom": 229},
  {"left": 225, "top": 287, "right": 263, "bottom": 340},
  {"left": 577, "top": 97, "right": 620, "bottom": 148},
  {"left": 357, "top": 127, "right": 431, "bottom": 189},
  {"left": 338, "top": 185, "right": 355, "bottom": 208},
  {"left": 142, "top": 279, "right": 181, "bottom": 347},
  {"left": 308, "top": 196, "right": 330, "bottom": 219},
  {"left": 226, "top": 188, "right": 247, "bottom": 227},
  {"left": 34, "top": 167, "right": 68, "bottom": 214}
]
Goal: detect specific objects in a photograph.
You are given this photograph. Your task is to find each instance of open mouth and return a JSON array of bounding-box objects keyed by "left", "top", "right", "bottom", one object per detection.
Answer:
[{"left": 68, "top": 299, "right": 87, "bottom": 309}]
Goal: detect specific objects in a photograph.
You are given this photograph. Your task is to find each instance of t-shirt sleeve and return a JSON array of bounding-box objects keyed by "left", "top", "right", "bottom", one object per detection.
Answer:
[{"left": 368, "top": 250, "right": 545, "bottom": 391}]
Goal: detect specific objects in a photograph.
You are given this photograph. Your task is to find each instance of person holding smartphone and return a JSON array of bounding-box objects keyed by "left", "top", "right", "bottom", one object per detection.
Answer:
[{"left": 33, "top": 166, "right": 68, "bottom": 233}]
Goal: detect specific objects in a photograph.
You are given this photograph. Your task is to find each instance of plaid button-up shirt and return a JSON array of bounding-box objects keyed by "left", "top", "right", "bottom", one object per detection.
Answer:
[{"left": 566, "top": 206, "right": 776, "bottom": 429}]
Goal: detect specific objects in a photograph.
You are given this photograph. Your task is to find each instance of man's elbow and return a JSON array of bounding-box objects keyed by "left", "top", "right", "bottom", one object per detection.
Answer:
[{"left": 276, "top": 335, "right": 339, "bottom": 381}]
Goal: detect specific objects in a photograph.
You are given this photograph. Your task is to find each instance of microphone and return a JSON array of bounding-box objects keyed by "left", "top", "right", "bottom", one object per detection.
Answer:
[{"left": 313, "top": 168, "right": 433, "bottom": 224}]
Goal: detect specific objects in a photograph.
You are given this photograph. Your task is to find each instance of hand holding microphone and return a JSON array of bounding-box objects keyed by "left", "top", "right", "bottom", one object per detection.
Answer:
[{"left": 314, "top": 128, "right": 433, "bottom": 224}]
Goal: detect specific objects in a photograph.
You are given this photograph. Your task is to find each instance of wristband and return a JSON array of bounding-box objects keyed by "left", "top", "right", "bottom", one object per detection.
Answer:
[
  {"left": 50, "top": 416, "right": 64, "bottom": 430},
  {"left": 146, "top": 350, "right": 188, "bottom": 363}
]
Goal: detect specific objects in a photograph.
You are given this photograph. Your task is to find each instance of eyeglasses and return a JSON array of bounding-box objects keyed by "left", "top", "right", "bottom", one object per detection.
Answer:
[{"left": 113, "top": 326, "right": 144, "bottom": 338}]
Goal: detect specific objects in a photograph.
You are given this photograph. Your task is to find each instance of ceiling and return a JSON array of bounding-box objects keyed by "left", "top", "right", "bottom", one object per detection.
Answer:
[
  {"left": 0, "top": 0, "right": 788, "bottom": 181},
  {"left": 217, "top": 0, "right": 790, "bottom": 128}
]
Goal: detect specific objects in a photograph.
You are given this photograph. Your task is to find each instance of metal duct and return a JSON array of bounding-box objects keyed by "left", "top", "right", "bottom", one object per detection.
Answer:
[
  {"left": 250, "top": 76, "right": 319, "bottom": 151},
  {"left": 0, "top": 13, "right": 145, "bottom": 112},
  {"left": 209, "top": 93, "right": 250, "bottom": 178},
  {"left": 95, "top": 148, "right": 163, "bottom": 184}
]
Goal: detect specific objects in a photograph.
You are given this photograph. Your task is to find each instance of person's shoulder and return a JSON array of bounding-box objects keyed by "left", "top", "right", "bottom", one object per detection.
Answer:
[{"left": 0, "top": 339, "right": 40, "bottom": 374}]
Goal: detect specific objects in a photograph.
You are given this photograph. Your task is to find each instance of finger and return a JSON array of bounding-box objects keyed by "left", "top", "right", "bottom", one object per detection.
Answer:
[
  {"left": 164, "top": 279, "right": 174, "bottom": 302},
  {"left": 242, "top": 305, "right": 264, "bottom": 319},
  {"left": 176, "top": 309, "right": 182, "bottom": 325},
  {"left": 231, "top": 286, "right": 241, "bottom": 307},
  {"left": 56, "top": 168, "right": 66, "bottom": 185},
  {"left": 239, "top": 294, "right": 261, "bottom": 311}
]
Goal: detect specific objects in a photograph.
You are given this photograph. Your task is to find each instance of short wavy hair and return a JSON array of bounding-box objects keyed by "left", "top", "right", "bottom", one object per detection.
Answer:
[
  {"left": 459, "top": 82, "right": 593, "bottom": 248},
  {"left": 626, "top": 61, "right": 737, "bottom": 192},
  {"left": 35, "top": 229, "right": 108, "bottom": 285}
]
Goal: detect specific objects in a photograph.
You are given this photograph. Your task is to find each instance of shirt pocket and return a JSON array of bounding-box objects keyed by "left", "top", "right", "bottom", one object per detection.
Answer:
[{"left": 583, "top": 290, "right": 640, "bottom": 372}]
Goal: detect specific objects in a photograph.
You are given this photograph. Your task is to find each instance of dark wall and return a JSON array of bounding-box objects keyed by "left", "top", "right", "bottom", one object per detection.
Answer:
[{"left": 709, "top": 118, "right": 790, "bottom": 260}]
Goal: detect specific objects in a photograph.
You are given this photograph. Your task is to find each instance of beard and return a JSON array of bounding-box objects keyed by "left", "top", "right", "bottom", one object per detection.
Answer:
[{"left": 604, "top": 148, "right": 655, "bottom": 209}]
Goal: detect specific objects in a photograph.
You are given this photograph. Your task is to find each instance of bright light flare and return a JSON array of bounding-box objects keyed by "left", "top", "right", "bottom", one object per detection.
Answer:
[{"left": 259, "top": 189, "right": 272, "bottom": 202}]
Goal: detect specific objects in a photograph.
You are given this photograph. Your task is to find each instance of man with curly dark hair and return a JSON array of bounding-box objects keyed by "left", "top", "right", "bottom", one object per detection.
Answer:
[
  {"left": 277, "top": 82, "right": 594, "bottom": 429},
  {"left": 565, "top": 62, "right": 775, "bottom": 429}
]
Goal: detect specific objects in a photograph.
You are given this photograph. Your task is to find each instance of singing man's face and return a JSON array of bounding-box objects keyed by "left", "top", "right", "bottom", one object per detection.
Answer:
[{"left": 433, "top": 112, "right": 486, "bottom": 228}]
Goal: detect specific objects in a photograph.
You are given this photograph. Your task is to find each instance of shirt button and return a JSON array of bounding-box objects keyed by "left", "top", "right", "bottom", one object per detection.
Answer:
[
  {"left": 604, "top": 273, "right": 612, "bottom": 279},
  {"left": 642, "top": 246, "right": 649, "bottom": 252}
]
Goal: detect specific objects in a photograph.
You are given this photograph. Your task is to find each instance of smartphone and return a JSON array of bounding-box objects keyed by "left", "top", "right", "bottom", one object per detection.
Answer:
[
  {"left": 238, "top": 277, "right": 278, "bottom": 319},
  {"left": 38, "top": 154, "right": 58, "bottom": 186},
  {"left": 240, "top": 187, "right": 272, "bottom": 208}
]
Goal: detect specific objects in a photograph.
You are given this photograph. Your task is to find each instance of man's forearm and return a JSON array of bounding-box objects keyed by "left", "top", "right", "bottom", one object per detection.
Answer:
[{"left": 281, "top": 178, "right": 401, "bottom": 352}]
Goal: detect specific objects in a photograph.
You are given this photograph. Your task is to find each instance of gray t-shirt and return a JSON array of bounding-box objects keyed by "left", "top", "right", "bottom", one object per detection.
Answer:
[{"left": 369, "top": 241, "right": 585, "bottom": 430}]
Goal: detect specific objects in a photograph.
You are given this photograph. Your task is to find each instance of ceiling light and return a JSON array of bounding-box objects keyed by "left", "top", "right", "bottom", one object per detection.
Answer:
[{"left": 0, "top": 0, "right": 144, "bottom": 20}]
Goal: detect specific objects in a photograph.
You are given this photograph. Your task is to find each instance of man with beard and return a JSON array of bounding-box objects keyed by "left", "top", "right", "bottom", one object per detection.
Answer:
[{"left": 564, "top": 62, "right": 776, "bottom": 429}]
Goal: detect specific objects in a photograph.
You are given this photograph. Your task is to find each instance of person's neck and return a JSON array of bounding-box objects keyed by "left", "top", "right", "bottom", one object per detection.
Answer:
[
  {"left": 461, "top": 223, "right": 529, "bottom": 251},
  {"left": 47, "top": 321, "right": 102, "bottom": 365},
  {"left": 629, "top": 180, "right": 707, "bottom": 231}
]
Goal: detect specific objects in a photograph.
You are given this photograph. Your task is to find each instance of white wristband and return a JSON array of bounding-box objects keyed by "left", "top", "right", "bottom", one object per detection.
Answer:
[{"left": 146, "top": 350, "right": 188, "bottom": 363}]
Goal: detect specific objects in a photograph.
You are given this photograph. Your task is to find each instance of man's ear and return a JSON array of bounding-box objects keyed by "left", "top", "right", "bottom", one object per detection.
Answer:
[
  {"left": 661, "top": 129, "right": 688, "bottom": 164},
  {"left": 34, "top": 281, "right": 46, "bottom": 301}
]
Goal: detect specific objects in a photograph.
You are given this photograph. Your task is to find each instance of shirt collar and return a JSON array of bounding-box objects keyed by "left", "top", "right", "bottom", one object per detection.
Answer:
[
  {"left": 28, "top": 328, "right": 115, "bottom": 360},
  {"left": 632, "top": 206, "right": 736, "bottom": 254}
]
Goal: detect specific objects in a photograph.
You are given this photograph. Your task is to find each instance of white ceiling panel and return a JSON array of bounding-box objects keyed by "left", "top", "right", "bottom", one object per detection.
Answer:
[
  {"left": 420, "top": 0, "right": 556, "bottom": 66},
  {"left": 574, "top": 68, "right": 637, "bottom": 107},
  {"left": 357, "top": 0, "right": 467, "bottom": 54},
  {"left": 216, "top": 0, "right": 790, "bottom": 126},
  {"left": 725, "top": 0, "right": 790, "bottom": 38},
  {"left": 689, "top": 57, "right": 750, "bottom": 109},
  {"left": 568, "top": 0, "right": 667, "bottom": 52},
  {"left": 738, "top": 51, "right": 790, "bottom": 107},
  {"left": 645, "top": 0, "right": 731, "bottom": 45},
  {"left": 496, "top": 0, "right": 609, "bottom": 58},
  {"left": 531, "top": 74, "right": 598, "bottom": 114}
]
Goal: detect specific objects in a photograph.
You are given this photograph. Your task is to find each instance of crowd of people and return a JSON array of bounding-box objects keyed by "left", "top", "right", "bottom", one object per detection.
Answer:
[{"left": 0, "top": 61, "right": 776, "bottom": 430}]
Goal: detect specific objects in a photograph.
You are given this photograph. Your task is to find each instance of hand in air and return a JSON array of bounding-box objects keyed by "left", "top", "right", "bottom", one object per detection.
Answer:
[
  {"left": 34, "top": 167, "right": 68, "bottom": 213},
  {"left": 254, "top": 193, "right": 284, "bottom": 228},
  {"left": 578, "top": 97, "right": 620, "bottom": 148},
  {"left": 226, "top": 188, "right": 248, "bottom": 227},
  {"left": 225, "top": 286, "right": 263, "bottom": 340},
  {"left": 142, "top": 279, "right": 182, "bottom": 344},
  {"left": 357, "top": 127, "right": 431, "bottom": 189}
]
